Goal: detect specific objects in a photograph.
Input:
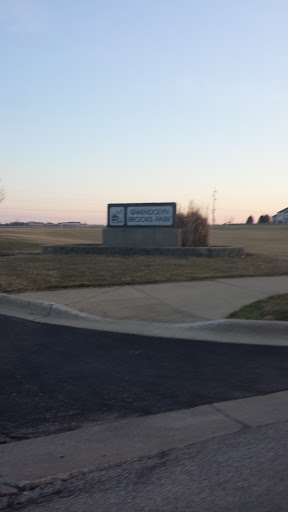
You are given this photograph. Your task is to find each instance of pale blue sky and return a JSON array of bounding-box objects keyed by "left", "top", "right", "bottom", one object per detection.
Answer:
[{"left": 0, "top": 0, "right": 287, "bottom": 223}]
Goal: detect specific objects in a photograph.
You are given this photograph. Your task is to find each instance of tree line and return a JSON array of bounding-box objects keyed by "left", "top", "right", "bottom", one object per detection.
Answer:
[{"left": 246, "top": 215, "right": 271, "bottom": 224}]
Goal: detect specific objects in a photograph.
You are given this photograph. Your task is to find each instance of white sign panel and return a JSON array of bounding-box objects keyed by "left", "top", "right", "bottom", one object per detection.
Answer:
[
  {"left": 109, "top": 206, "right": 125, "bottom": 226},
  {"left": 127, "top": 205, "right": 173, "bottom": 226}
]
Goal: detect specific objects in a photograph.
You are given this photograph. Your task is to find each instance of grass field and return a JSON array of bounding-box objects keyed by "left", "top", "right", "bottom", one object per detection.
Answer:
[
  {"left": 0, "top": 226, "right": 102, "bottom": 254},
  {"left": 210, "top": 224, "right": 288, "bottom": 260},
  {"left": 0, "top": 224, "right": 288, "bottom": 293}
]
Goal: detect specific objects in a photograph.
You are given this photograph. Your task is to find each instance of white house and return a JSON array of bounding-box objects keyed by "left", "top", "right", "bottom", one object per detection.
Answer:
[{"left": 273, "top": 207, "right": 288, "bottom": 224}]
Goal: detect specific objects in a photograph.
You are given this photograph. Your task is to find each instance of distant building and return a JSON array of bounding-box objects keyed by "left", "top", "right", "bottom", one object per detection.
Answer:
[
  {"left": 59, "top": 222, "right": 82, "bottom": 228},
  {"left": 27, "top": 221, "right": 44, "bottom": 226},
  {"left": 273, "top": 208, "right": 288, "bottom": 224}
]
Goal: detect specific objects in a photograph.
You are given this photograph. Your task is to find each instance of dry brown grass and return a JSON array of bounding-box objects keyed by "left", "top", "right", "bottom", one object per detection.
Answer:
[
  {"left": 0, "top": 226, "right": 102, "bottom": 253},
  {"left": 0, "top": 224, "right": 288, "bottom": 293},
  {"left": 0, "top": 253, "right": 288, "bottom": 294},
  {"left": 2, "top": 224, "right": 287, "bottom": 257},
  {"left": 210, "top": 224, "right": 288, "bottom": 259}
]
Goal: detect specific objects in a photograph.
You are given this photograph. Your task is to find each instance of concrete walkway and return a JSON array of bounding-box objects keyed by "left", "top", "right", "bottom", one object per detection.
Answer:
[{"left": 16, "top": 276, "right": 288, "bottom": 323}]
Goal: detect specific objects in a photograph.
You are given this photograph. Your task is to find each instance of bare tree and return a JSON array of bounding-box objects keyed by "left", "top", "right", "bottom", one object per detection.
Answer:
[{"left": 0, "top": 180, "right": 5, "bottom": 203}]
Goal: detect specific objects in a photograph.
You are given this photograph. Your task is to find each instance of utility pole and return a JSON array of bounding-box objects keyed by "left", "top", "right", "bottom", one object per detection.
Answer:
[{"left": 212, "top": 188, "right": 217, "bottom": 225}]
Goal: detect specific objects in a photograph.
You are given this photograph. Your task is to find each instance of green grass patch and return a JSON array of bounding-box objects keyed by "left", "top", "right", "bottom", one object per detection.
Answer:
[{"left": 228, "top": 294, "right": 288, "bottom": 321}]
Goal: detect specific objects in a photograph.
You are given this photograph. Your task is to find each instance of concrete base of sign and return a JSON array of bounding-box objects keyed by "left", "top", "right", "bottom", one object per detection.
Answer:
[{"left": 102, "top": 227, "right": 181, "bottom": 248}]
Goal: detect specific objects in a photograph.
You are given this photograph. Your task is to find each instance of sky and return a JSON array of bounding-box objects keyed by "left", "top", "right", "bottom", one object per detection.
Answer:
[{"left": 0, "top": 0, "right": 287, "bottom": 224}]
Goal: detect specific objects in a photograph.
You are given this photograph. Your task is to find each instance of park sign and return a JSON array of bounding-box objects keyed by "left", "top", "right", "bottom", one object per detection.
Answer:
[{"left": 108, "top": 203, "right": 176, "bottom": 228}]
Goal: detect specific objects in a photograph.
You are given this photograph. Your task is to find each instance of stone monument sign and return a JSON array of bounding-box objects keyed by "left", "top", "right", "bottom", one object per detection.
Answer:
[{"left": 103, "top": 202, "right": 180, "bottom": 247}]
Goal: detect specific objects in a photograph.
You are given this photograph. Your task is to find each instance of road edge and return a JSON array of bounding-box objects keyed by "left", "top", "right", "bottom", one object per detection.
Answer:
[
  {"left": 1, "top": 293, "right": 288, "bottom": 345},
  {"left": 1, "top": 390, "right": 288, "bottom": 507}
]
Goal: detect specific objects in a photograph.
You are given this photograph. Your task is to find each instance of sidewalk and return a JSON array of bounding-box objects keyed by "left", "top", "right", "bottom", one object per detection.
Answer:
[{"left": 15, "top": 276, "right": 288, "bottom": 323}]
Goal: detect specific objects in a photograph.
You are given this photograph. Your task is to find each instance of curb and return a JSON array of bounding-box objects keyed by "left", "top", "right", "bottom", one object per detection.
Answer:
[
  {"left": 1, "top": 293, "right": 288, "bottom": 345},
  {"left": 1, "top": 390, "right": 288, "bottom": 505},
  {"left": 0, "top": 294, "right": 101, "bottom": 322}
]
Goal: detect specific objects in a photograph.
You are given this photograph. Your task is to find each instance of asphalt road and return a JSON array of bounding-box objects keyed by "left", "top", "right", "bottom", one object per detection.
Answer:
[
  {"left": 1, "top": 314, "right": 288, "bottom": 439},
  {"left": 14, "top": 421, "right": 288, "bottom": 512}
]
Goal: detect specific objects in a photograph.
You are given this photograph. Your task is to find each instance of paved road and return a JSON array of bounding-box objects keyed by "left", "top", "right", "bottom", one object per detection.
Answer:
[
  {"left": 1, "top": 314, "right": 288, "bottom": 439},
  {"left": 15, "top": 421, "right": 288, "bottom": 512}
]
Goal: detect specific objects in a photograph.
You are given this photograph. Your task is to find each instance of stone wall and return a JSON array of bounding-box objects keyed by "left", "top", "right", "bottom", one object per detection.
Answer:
[{"left": 43, "top": 245, "right": 244, "bottom": 258}]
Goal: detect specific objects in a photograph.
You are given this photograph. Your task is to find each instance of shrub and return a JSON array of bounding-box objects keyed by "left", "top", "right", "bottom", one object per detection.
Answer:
[{"left": 176, "top": 205, "right": 209, "bottom": 247}]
